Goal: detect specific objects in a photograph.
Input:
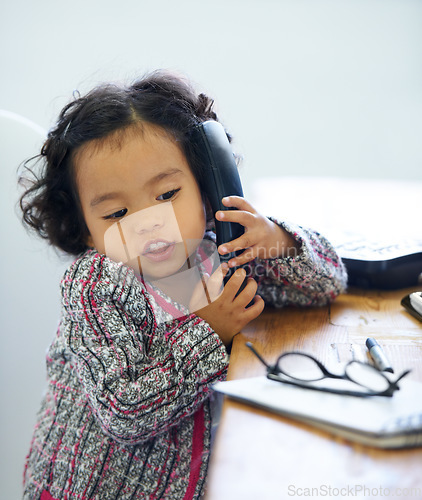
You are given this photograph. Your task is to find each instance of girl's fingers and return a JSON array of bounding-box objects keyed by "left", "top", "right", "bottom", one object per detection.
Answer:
[
  {"left": 190, "top": 264, "right": 228, "bottom": 311},
  {"left": 224, "top": 272, "right": 261, "bottom": 311},
  {"left": 243, "top": 295, "right": 265, "bottom": 319},
  {"left": 226, "top": 248, "right": 257, "bottom": 268},
  {"left": 223, "top": 267, "right": 248, "bottom": 299},
  {"left": 218, "top": 232, "right": 257, "bottom": 256},
  {"left": 204, "top": 264, "right": 227, "bottom": 301},
  {"left": 215, "top": 209, "right": 254, "bottom": 229},
  {"left": 221, "top": 196, "right": 256, "bottom": 213},
  {"left": 234, "top": 277, "right": 258, "bottom": 306}
]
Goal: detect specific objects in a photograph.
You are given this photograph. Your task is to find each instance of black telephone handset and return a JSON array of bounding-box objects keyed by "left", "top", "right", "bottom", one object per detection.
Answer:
[{"left": 191, "top": 120, "right": 245, "bottom": 283}]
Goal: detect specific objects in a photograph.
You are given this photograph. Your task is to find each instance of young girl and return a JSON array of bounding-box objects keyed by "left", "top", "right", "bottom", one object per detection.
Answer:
[{"left": 19, "top": 70, "right": 347, "bottom": 499}]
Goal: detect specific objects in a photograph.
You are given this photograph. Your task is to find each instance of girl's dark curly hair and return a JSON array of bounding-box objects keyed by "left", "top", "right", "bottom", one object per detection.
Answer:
[{"left": 19, "top": 70, "right": 227, "bottom": 256}]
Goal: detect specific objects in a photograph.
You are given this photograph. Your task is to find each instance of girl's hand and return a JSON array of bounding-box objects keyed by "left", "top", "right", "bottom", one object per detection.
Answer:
[
  {"left": 192, "top": 264, "right": 265, "bottom": 347},
  {"left": 215, "top": 196, "right": 301, "bottom": 269},
  {"left": 189, "top": 263, "right": 227, "bottom": 313}
]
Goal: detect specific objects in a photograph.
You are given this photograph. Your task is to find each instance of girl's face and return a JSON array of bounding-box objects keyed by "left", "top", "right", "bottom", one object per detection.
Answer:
[{"left": 74, "top": 124, "right": 207, "bottom": 279}]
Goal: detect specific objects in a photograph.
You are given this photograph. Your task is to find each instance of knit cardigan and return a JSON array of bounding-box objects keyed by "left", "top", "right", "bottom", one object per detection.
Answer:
[{"left": 23, "top": 222, "right": 347, "bottom": 499}]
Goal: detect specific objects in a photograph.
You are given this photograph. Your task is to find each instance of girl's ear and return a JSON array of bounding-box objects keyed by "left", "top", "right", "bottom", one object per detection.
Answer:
[
  {"left": 85, "top": 233, "right": 94, "bottom": 249},
  {"left": 203, "top": 196, "right": 213, "bottom": 220},
  {"left": 204, "top": 197, "right": 215, "bottom": 232},
  {"left": 80, "top": 217, "right": 94, "bottom": 249}
]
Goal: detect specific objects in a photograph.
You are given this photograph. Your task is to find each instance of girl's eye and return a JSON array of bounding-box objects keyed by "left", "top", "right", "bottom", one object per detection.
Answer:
[
  {"left": 104, "top": 208, "right": 128, "bottom": 220},
  {"left": 157, "top": 188, "right": 180, "bottom": 201}
]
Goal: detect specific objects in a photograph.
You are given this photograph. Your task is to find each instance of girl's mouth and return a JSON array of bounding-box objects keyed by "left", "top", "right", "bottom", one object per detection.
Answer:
[{"left": 142, "top": 239, "right": 176, "bottom": 262}]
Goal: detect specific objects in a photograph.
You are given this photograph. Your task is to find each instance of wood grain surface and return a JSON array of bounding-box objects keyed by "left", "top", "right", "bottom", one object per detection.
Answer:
[{"left": 205, "top": 288, "right": 422, "bottom": 500}]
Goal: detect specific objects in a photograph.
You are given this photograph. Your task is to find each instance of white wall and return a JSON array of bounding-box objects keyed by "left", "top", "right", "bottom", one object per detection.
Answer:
[{"left": 1, "top": 0, "right": 421, "bottom": 498}]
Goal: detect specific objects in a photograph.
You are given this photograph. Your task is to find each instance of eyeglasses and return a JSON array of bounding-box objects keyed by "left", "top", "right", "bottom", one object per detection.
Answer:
[{"left": 246, "top": 342, "right": 411, "bottom": 398}]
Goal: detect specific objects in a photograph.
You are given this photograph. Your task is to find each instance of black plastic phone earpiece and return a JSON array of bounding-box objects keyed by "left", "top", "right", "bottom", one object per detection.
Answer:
[
  {"left": 191, "top": 120, "right": 244, "bottom": 260},
  {"left": 191, "top": 121, "right": 250, "bottom": 294}
]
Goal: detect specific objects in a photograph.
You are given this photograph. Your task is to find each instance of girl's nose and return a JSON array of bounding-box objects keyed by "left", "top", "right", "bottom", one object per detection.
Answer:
[
  {"left": 128, "top": 206, "right": 166, "bottom": 235},
  {"left": 136, "top": 221, "right": 164, "bottom": 235}
]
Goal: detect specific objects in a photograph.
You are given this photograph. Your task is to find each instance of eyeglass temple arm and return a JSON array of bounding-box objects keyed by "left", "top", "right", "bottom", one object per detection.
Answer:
[
  {"left": 391, "top": 369, "right": 412, "bottom": 388},
  {"left": 245, "top": 342, "right": 271, "bottom": 369}
]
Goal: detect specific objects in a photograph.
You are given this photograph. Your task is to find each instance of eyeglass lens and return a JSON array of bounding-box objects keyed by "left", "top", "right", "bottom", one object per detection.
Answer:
[
  {"left": 277, "top": 353, "right": 325, "bottom": 382},
  {"left": 345, "top": 362, "right": 390, "bottom": 392}
]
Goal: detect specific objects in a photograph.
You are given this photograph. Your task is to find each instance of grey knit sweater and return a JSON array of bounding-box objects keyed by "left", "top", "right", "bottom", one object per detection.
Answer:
[{"left": 23, "top": 222, "right": 347, "bottom": 499}]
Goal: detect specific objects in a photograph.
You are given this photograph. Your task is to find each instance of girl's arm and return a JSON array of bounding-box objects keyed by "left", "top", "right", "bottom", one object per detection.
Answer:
[
  {"left": 251, "top": 219, "right": 347, "bottom": 307},
  {"left": 216, "top": 196, "right": 347, "bottom": 307},
  {"left": 61, "top": 251, "right": 229, "bottom": 445}
]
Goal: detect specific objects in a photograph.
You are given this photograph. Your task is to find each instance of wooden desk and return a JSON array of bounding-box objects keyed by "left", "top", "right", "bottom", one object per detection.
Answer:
[{"left": 206, "top": 288, "right": 422, "bottom": 499}]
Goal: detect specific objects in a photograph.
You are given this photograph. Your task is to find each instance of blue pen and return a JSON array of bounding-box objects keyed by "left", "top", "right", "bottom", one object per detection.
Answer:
[{"left": 366, "top": 338, "right": 394, "bottom": 373}]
